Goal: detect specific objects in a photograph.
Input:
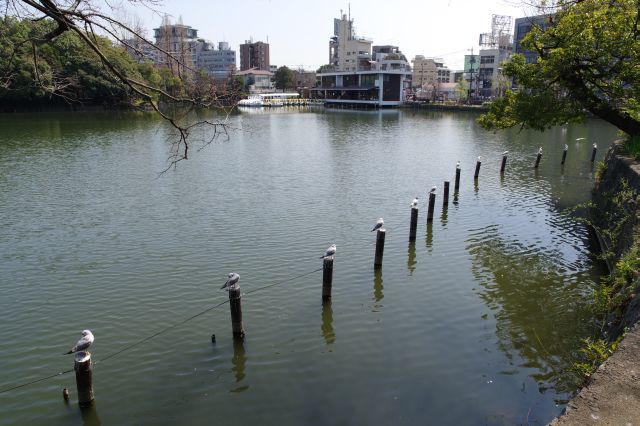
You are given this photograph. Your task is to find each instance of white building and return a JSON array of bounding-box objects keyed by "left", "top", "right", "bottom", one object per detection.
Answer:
[
  {"left": 329, "top": 13, "right": 372, "bottom": 72},
  {"left": 195, "top": 41, "right": 236, "bottom": 80}
]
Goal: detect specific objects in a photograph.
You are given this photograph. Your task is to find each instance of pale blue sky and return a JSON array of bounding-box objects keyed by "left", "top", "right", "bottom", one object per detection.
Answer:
[{"left": 126, "top": 0, "right": 531, "bottom": 70}]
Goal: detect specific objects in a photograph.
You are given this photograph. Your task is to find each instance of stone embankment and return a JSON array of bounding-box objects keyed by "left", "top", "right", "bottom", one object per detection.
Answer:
[{"left": 551, "top": 141, "right": 640, "bottom": 425}]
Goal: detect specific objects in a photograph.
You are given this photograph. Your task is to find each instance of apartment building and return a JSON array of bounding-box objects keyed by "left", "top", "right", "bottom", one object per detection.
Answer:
[
  {"left": 240, "top": 40, "right": 270, "bottom": 71},
  {"left": 329, "top": 13, "right": 372, "bottom": 72}
]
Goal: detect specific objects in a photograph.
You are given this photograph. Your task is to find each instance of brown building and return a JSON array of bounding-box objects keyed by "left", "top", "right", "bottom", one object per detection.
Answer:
[{"left": 239, "top": 40, "right": 270, "bottom": 71}]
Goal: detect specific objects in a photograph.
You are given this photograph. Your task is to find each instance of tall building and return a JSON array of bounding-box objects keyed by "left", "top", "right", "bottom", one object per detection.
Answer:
[
  {"left": 513, "top": 14, "right": 554, "bottom": 63},
  {"left": 153, "top": 16, "right": 198, "bottom": 74},
  {"left": 474, "top": 14, "right": 514, "bottom": 98},
  {"left": 195, "top": 41, "right": 236, "bottom": 80},
  {"left": 239, "top": 40, "right": 270, "bottom": 71},
  {"left": 329, "top": 13, "right": 372, "bottom": 71},
  {"left": 411, "top": 56, "right": 450, "bottom": 89}
]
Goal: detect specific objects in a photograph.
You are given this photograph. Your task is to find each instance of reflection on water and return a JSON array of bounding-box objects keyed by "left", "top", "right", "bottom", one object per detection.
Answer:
[
  {"left": 372, "top": 269, "right": 384, "bottom": 308},
  {"left": 79, "top": 403, "right": 101, "bottom": 426},
  {"left": 321, "top": 301, "right": 335, "bottom": 345},
  {"left": 466, "top": 225, "right": 597, "bottom": 395},
  {"left": 425, "top": 222, "right": 434, "bottom": 251},
  {"left": 440, "top": 205, "right": 449, "bottom": 227},
  {"left": 230, "top": 339, "right": 247, "bottom": 391},
  {"left": 407, "top": 241, "right": 417, "bottom": 276}
]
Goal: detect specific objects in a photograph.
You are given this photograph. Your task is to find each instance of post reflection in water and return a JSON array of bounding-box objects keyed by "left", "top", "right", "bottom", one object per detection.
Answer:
[
  {"left": 373, "top": 269, "right": 384, "bottom": 310},
  {"left": 440, "top": 205, "right": 449, "bottom": 227},
  {"left": 230, "top": 339, "right": 248, "bottom": 393},
  {"left": 321, "top": 300, "right": 335, "bottom": 345},
  {"left": 474, "top": 179, "right": 479, "bottom": 195},
  {"left": 407, "top": 241, "right": 417, "bottom": 276},
  {"left": 453, "top": 190, "right": 459, "bottom": 206},
  {"left": 80, "top": 403, "right": 101, "bottom": 426},
  {"left": 425, "top": 222, "right": 434, "bottom": 251}
]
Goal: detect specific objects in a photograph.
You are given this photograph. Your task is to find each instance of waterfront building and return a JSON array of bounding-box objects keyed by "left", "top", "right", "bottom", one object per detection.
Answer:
[
  {"left": 329, "top": 13, "right": 372, "bottom": 71},
  {"left": 235, "top": 68, "right": 273, "bottom": 92},
  {"left": 240, "top": 40, "right": 270, "bottom": 71},
  {"left": 411, "top": 56, "right": 450, "bottom": 89},
  {"left": 477, "top": 47, "right": 511, "bottom": 98},
  {"left": 195, "top": 41, "right": 236, "bottom": 80},
  {"left": 513, "top": 14, "right": 554, "bottom": 63}
]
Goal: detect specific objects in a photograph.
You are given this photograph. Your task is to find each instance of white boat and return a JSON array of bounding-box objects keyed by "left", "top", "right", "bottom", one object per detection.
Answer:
[{"left": 237, "top": 92, "right": 300, "bottom": 108}]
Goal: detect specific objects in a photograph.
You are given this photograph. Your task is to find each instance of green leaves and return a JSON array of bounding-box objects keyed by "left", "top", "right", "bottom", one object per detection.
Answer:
[{"left": 479, "top": 0, "right": 640, "bottom": 137}]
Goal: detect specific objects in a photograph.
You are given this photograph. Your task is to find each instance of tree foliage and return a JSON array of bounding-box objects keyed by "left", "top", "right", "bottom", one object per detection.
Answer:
[
  {"left": 316, "top": 64, "right": 336, "bottom": 74},
  {"left": 0, "top": 1, "right": 239, "bottom": 169},
  {"left": 479, "top": 0, "right": 640, "bottom": 137},
  {"left": 274, "top": 66, "right": 295, "bottom": 91}
]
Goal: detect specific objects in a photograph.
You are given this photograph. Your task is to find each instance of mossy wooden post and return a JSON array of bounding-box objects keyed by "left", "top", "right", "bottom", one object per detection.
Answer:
[
  {"left": 443, "top": 181, "right": 450, "bottom": 206},
  {"left": 561, "top": 145, "right": 568, "bottom": 165},
  {"left": 228, "top": 286, "right": 245, "bottom": 339},
  {"left": 427, "top": 192, "right": 436, "bottom": 222},
  {"left": 591, "top": 144, "right": 597, "bottom": 162},
  {"left": 322, "top": 257, "right": 334, "bottom": 300},
  {"left": 500, "top": 153, "right": 507, "bottom": 174},
  {"left": 409, "top": 207, "right": 418, "bottom": 242},
  {"left": 454, "top": 165, "right": 461, "bottom": 190},
  {"left": 534, "top": 148, "right": 542, "bottom": 168},
  {"left": 74, "top": 352, "right": 94, "bottom": 407},
  {"left": 374, "top": 229, "right": 386, "bottom": 269},
  {"left": 474, "top": 158, "right": 481, "bottom": 180}
]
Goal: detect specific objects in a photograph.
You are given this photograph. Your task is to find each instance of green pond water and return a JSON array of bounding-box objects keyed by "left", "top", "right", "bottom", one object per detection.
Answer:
[{"left": 0, "top": 108, "right": 616, "bottom": 425}]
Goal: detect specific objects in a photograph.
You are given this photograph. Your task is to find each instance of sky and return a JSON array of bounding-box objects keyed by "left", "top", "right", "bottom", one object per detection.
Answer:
[{"left": 125, "top": 0, "right": 534, "bottom": 71}]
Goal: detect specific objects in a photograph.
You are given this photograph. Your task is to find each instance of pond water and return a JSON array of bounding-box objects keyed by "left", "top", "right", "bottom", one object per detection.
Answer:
[{"left": 0, "top": 108, "right": 616, "bottom": 425}]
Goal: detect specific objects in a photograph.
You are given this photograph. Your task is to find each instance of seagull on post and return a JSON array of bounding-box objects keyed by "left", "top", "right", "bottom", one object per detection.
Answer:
[
  {"left": 320, "top": 244, "right": 337, "bottom": 259},
  {"left": 411, "top": 197, "right": 419, "bottom": 208},
  {"left": 371, "top": 218, "right": 384, "bottom": 232},
  {"left": 64, "top": 330, "right": 94, "bottom": 355},
  {"left": 502, "top": 151, "right": 508, "bottom": 156},
  {"left": 221, "top": 272, "right": 240, "bottom": 290}
]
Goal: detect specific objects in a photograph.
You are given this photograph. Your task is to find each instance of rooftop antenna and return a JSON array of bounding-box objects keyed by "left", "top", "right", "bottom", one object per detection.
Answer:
[{"left": 348, "top": 3, "right": 351, "bottom": 21}]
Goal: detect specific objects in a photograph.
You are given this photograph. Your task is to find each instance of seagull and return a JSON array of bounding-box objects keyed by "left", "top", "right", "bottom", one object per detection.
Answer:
[
  {"left": 576, "top": 137, "right": 586, "bottom": 141},
  {"left": 593, "top": 143, "right": 597, "bottom": 148},
  {"left": 221, "top": 272, "right": 240, "bottom": 290},
  {"left": 538, "top": 147, "right": 543, "bottom": 154},
  {"left": 564, "top": 144, "right": 568, "bottom": 150},
  {"left": 456, "top": 160, "right": 460, "bottom": 168},
  {"left": 429, "top": 186, "right": 436, "bottom": 195},
  {"left": 502, "top": 151, "right": 508, "bottom": 156},
  {"left": 371, "top": 218, "right": 384, "bottom": 232},
  {"left": 320, "top": 244, "right": 337, "bottom": 259},
  {"left": 477, "top": 156, "right": 482, "bottom": 161},
  {"left": 64, "top": 330, "right": 94, "bottom": 355},
  {"left": 410, "top": 197, "right": 419, "bottom": 208}
]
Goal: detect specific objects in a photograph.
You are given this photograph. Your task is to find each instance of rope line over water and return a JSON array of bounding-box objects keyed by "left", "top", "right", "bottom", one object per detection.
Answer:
[{"left": 0, "top": 265, "right": 324, "bottom": 395}]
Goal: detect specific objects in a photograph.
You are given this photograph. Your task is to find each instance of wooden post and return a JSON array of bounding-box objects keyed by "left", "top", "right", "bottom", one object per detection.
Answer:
[
  {"left": 62, "top": 387, "right": 70, "bottom": 404},
  {"left": 591, "top": 144, "right": 597, "bottom": 162},
  {"left": 409, "top": 207, "right": 418, "bottom": 242},
  {"left": 228, "top": 287, "right": 245, "bottom": 339},
  {"left": 427, "top": 192, "right": 436, "bottom": 222},
  {"left": 474, "top": 159, "right": 481, "bottom": 180},
  {"left": 74, "top": 352, "right": 94, "bottom": 407},
  {"left": 454, "top": 166, "right": 461, "bottom": 190},
  {"left": 322, "top": 257, "right": 334, "bottom": 300},
  {"left": 500, "top": 154, "right": 507, "bottom": 173},
  {"left": 374, "top": 229, "right": 386, "bottom": 269},
  {"left": 561, "top": 146, "right": 568, "bottom": 165},
  {"left": 443, "top": 181, "right": 450, "bottom": 206},
  {"left": 535, "top": 149, "right": 542, "bottom": 168}
]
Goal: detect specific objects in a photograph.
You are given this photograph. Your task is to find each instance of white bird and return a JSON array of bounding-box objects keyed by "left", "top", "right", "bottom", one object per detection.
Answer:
[
  {"left": 410, "top": 197, "right": 419, "bottom": 208},
  {"left": 371, "top": 218, "right": 384, "bottom": 232},
  {"left": 477, "top": 156, "right": 482, "bottom": 161},
  {"left": 320, "top": 244, "right": 337, "bottom": 259},
  {"left": 65, "top": 330, "right": 94, "bottom": 355},
  {"left": 576, "top": 137, "right": 586, "bottom": 141},
  {"left": 593, "top": 143, "right": 597, "bottom": 148},
  {"left": 538, "top": 147, "right": 543, "bottom": 154},
  {"left": 502, "top": 151, "right": 508, "bottom": 156},
  {"left": 456, "top": 161, "right": 460, "bottom": 168},
  {"left": 564, "top": 144, "right": 568, "bottom": 151},
  {"left": 429, "top": 186, "right": 436, "bottom": 195},
  {"left": 221, "top": 272, "right": 240, "bottom": 290}
]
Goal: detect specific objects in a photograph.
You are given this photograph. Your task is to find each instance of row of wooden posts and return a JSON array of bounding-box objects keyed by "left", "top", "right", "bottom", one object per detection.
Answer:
[{"left": 67, "top": 143, "right": 599, "bottom": 406}]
